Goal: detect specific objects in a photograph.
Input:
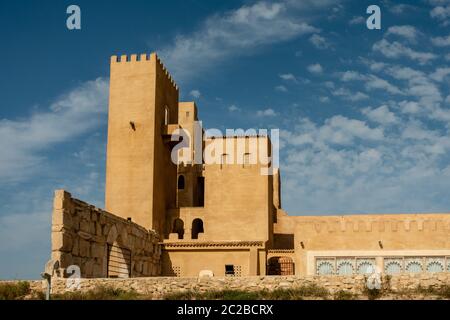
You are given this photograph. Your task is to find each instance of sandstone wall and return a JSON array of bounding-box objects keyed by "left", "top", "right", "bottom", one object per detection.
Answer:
[
  {"left": 51, "top": 190, "right": 161, "bottom": 278},
  {"left": 22, "top": 273, "right": 450, "bottom": 299}
]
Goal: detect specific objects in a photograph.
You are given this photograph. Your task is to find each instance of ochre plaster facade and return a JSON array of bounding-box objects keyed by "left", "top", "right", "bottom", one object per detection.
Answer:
[{"left": 50, "top": 53, "right": 450, "bottom": 278}]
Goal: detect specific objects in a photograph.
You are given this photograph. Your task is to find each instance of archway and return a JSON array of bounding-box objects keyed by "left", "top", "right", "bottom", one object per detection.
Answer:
[
  {"left": 172, "top": 218, "right": 185, "bottom": 239},
  {"left": 191, "top": 218, "right": 204, "bottom": 239},
  {"left": 267, "top": 256, "right": 294, "bottom": 275},
  {"left": 106, "top": 226, "right": 131, "bottom": 278}
]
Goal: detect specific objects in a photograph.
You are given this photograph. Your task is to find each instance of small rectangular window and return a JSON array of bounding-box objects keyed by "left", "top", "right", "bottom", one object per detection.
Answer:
[
  {"left": 186, "top": 111, "right": 190, "bottom": 118},
  {"left": 220, "top": 154, "right": 228, "bottom": 169},
  {"left": 225, "top": 264, "right": 235, "bottom": 276}
]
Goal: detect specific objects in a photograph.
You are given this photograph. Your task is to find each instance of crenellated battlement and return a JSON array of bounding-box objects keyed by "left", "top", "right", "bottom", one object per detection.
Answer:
[
  {"left": 110, "top": 52, "right": 178, "bottom": 90},
  {"left": 293, "top": 214, "right": 450, "bottom": 233},
  {"left": 154, "top": 54, "right": 178, "bottom": 91}
]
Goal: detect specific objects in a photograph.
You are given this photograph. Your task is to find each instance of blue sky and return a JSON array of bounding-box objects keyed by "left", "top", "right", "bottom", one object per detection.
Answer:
[{"left": 1, "top": 0, "right": 450, "bottom": 279}]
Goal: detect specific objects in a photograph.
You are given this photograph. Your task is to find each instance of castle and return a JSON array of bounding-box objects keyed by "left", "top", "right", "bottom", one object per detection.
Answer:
[{"left": 49, "top": 53, "right": 450, "bottom": 279}]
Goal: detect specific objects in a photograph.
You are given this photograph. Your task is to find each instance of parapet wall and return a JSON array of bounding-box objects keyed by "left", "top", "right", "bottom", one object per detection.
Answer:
[
  {"left": 51, "top": 190, "right": 161, "bottom": 278},
  {"left": 22, "top": 273, "right": 450, "bottom": 299},
  {"left": 276, "top": 212, "right": 450, "bottom": 234},
  {"left": 110, "top": 53, "right": 178, "bottom": 90}
]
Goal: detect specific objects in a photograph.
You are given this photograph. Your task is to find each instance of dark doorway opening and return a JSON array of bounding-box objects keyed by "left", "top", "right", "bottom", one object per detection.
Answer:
[
  {"left": 172, "top": 218, "right": 184, "bottom": 239},
  {"left": 191, "top": 218, "right": 204, "bottom": 239},
  {"left": 267, "top": 256, "right": 295, "bottom": 275}
]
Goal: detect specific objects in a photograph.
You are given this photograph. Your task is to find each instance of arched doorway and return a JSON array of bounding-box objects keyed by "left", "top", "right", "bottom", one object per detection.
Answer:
[
  {"left": 267, "top": 256, "right": 294, "bottom": 275},
  {"left": 106, "top": 226, "right": 131, "bottom": 278},
  {"left": 107, "top": 241, "right": 131, "bottom": 278},
  {"left": 191, "top": 218, "right": 204, "bottom": 239}
]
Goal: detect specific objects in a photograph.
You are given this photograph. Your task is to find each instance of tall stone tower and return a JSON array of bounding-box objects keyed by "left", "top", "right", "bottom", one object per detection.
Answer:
[
  {"left": 176, "top": 102, "right": 204, "bottom": 207},
  {"left": 105, "top": 53, "right": 179, "bottom": 235}
]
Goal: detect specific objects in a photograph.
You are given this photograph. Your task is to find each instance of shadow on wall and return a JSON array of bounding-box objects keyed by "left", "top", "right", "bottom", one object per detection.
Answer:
[
  {"left": 161, "top": 251, "right": 180, "bottom": 276},
  {"left": 273, "top": 234, "right": 294, "bottom": 249}
]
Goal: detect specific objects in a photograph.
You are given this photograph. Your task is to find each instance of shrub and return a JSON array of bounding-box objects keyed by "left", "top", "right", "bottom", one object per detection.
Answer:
[
  {"left": 163, "top": 284, "right": 330, "bottom": 300},
  {"left": 51, "top": 285, "right": 144, "bottom": 300},
  {"left": 333, "top": 290, "right": 356, "bottom": 300},
  {"left": 416, "top": 285, "right": 450, "bottom": 299},
  {"left": 363, "top": 287, "right": 383, "bottom": 300},
  {"left": 203, "top": 290, "right": 261, "bottom": 300},
  {"left": 163, "top": 290, "right": 199, "bottom": 300},
  {"left": 0, "top": 281, "right": 30, "bottom": 300},
  {"left": 292, "top": 284, "right": 329, "bottom": 298}
]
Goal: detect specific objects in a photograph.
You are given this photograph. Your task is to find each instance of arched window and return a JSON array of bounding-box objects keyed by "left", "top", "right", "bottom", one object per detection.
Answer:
[
  {"left": 106, "top": 226, "right": 131, "bottom": 278},
  {"left": 191, "top": 218, "right": 204, "bottom": 239},
  {"left": 172, "top": 218, "right": 184, "bottom": 239},
  {"left": 107, "top": 241, "right": 131, "bottom": 278},
  {"left": 178, "top": 175, "right": 185, "bottom": 190},
  {"left": 384, "top": 260, "right": 402, "bottom": 274},
  {"left": 317, "top": 261, "right": 334, "bottom": 275},
  {"left": 337, "top": 260, "right": 354, "bottom": 275}
]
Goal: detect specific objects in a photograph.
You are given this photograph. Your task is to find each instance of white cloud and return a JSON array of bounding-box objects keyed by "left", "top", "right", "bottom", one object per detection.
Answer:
[
  {"left": 385, "top": 25, "right": 420, "bottom": 43},
  {"left": 279, "top": 73, "right": 297, "bottom": 82},
  {"left": 275, "top": 85, "right": 288, "bottom": 92},
  {"left": 427, "top": 0, "right": 450, "bottom": 4},
  {"left": 324, "top": 81, "right": 335, "bottom": 89},
  {"left": 359, "top": 58, "right": 387, "bottom": 72},
  {"left": 189, "top": 89, "right": 201, "bottom": 98},
  {"left": 388, "top": 66, "right": 442, "bottom": 105},
  {"left": 430, "top": 5, "right": 450, "bottom": 25},
  {"left": 321, "top": 116, "right": 384, "bottom": 144},
  {"left": 309, "top": 34, "right": 332, "bottom": 50},
  {"left": 398, "top": 100, "right": 421, "bottom": 114},
  {"left": 282, "top": 115, "right": 383, "bottom": 147},
  {"left": 349, "top": 16, "right": 365, "bottom": 25},
  {"left": 365, "top": 75, "right": 404, "bottom": 95},
  {"left": 228, "top": 104, "right": 240, "bottom": 112},
  {"left": 373, "top": 39, "right": 437, "bottom": 65},
  {"left": 319, "top": 96, "right": 330, "bottom": 103},
  {"left": 280, "top": 110, "right": 450, "bottom": 214},
  {"left": 431, "top": 34, "right": 450, "bottom": 46},
  {"left": 386, "top": 65, "right": 425, "bottom": 81},
  {"left": 256, "top": 108, "right": 278, "bottom": 117},
  {"left": 340, "top": 71, "right": 365, "bottom": 81},
  {"left": 0, "top": 78, "right": 109, "bottom": 183},
  {"left": 430, "top": 67, "right": 450, "bottom": 82},
  {"left": 389, "top": 4, "right": 417, "bottom": 14},
  {"left": 362, "top": 105, "right": 398, "bottom": 125},
  {"left": 307, "top": 63, "right": 323, "bottom": 74},
  {"left": 332, "top": 88, "right": 369, "bottom": 101},
  {"left": 339, "top": 71, "right": 403, "bottom": 95},
  {"left": 385, "top": 65, "right": 443, "bottom": 115},
  {"left": 160, "top": 1, "right": 320, "bottom": 82}
]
